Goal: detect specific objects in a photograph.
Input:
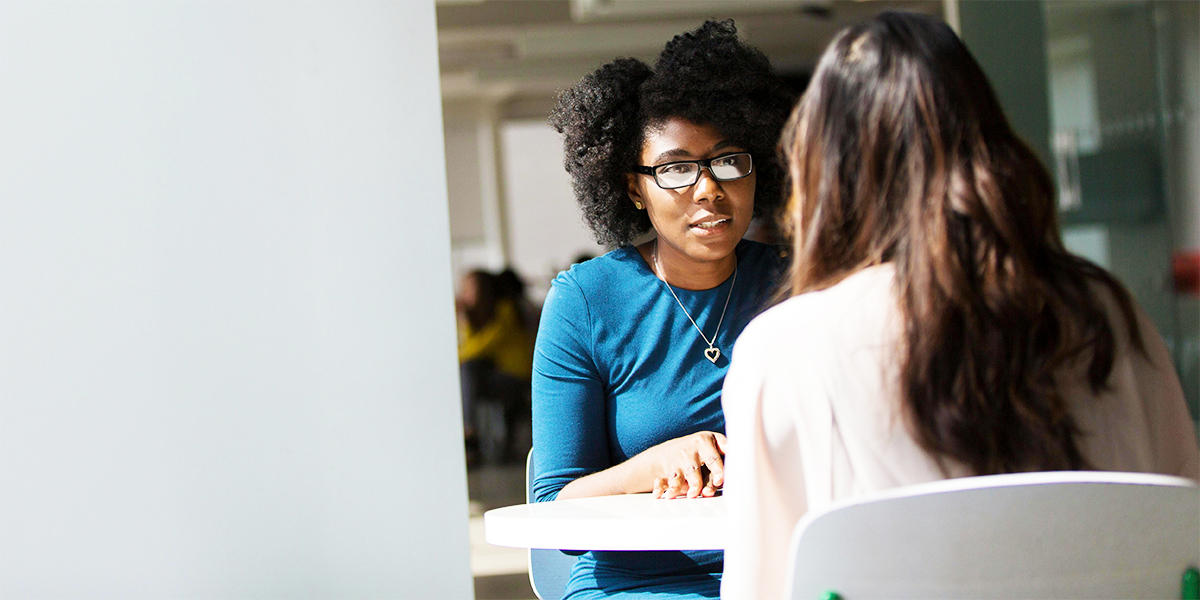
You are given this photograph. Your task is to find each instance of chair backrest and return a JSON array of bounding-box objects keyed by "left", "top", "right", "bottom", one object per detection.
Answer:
[
  {"left": 785, "top": 471, "right": 1200, "bottom": 599},
  {"left": 526, "top": 450, "right": 579, "bottom": 600}
]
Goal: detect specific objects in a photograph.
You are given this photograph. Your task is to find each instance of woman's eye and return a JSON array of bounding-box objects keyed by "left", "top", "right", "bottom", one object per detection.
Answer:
[{"left": 659, "top": 163, "right": 693, "bottom": 175}]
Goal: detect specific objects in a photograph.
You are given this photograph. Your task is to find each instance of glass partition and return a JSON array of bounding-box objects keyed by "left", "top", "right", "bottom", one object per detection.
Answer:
[{"left": 1045, "top": 0, "right": 1200, "bottom": 427}]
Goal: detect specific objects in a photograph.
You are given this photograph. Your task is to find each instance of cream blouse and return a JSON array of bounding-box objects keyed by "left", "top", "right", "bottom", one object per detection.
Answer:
[{"left": 719, "top": 264, "right": 1200, "bottom": 600}]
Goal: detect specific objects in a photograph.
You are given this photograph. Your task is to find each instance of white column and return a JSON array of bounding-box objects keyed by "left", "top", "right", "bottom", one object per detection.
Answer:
[{"left": 0, "top": 1, "right": 472, "bottom": 597}]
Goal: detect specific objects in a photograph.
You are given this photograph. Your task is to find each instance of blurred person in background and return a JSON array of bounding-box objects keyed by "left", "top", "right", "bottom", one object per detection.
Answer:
[
  {"left": 456, "top": 269, "right": 534, "bottom": 465},
  {"left": 496, "top": 267, "right": 541, "bottom": 343}
]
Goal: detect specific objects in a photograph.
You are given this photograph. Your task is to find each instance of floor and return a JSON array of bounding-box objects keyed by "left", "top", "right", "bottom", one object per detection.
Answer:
[{"left": 468, "top": 461, "right": 537, "bottom": 600}]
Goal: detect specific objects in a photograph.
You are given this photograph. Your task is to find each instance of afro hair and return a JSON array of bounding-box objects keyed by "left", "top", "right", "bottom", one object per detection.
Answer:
[{"left": 549, "top": 20, "right": 796, "bottom": 247}]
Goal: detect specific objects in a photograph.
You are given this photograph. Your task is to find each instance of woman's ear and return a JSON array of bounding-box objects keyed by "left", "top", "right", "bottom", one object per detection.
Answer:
[{"left": 627, "top": 174, "right": 645, "bottom": 210}]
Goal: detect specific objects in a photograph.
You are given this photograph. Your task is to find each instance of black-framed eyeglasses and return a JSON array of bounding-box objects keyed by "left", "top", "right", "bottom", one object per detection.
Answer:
[{"left": 632, "top": 152, "right": 754, "bottom": 190}]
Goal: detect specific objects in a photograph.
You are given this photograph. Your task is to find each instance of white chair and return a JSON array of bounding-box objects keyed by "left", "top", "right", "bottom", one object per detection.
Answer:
[
  {"left": 785, "top": 471, "right": 1200, "bottom": 599},
  {"left": 525, "top": 450, "right": 580, "bottom": 600}
]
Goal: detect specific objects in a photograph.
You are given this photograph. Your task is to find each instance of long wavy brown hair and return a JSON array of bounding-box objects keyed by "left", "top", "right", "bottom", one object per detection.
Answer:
[{"left": 779, "top": 12, "right": 1143, "bottom": 475}]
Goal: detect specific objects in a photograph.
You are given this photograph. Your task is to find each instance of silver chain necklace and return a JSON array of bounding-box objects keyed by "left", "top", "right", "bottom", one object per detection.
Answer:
[{"left": 653, "top": 240, "right": 737, "bottom": 364}]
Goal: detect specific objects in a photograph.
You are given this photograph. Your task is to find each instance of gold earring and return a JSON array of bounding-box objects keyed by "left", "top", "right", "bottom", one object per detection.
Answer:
[{"left": 635, "top": 201, "right": 644, "bottom": 210}]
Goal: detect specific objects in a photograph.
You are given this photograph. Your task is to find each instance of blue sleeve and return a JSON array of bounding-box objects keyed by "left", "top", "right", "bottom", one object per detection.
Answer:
[{"left": 530, "top": 273, "right": 610, "bottom": 503}]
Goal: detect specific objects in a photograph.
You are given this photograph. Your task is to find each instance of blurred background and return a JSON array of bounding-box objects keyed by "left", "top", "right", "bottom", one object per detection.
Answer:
[{"left": 441, "top": 1, "right": 1200, "bottom": 597}]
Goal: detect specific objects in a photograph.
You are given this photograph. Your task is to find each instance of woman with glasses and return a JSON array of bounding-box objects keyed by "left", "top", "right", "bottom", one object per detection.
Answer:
[
  {"left": 720, "top": 12, "right": 1200, "bottom": 598},
  {"left": 531, "top": 20, "right": 793, "bottom": 599}
]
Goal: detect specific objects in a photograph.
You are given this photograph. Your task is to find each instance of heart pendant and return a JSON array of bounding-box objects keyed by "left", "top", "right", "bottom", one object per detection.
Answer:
[{"left": 704, "top": 347, "right": 721, "bottom": 363}]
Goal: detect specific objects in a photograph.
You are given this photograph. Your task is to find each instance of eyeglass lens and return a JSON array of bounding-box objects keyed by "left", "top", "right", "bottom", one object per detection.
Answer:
[{"left": 655, "top": 153, "right": 752, "bottom": 189}]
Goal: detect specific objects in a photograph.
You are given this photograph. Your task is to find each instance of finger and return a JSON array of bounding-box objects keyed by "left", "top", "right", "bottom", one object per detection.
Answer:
[
  {"left": 701, "top": 481, "right": 716, "bottom": 497},
  {"left": 678, "top": 480, "right": 693, "bottom": 500},
  {"left": 665, "top": 470, "right": 683, "bottom": 499},
  {"left": 700, "top": 438, "right": 726, "bottom": 489},
  {"left": 712, "top": 432, "right": 728, "bottom": 454},
  {"left": 677, "top": 476, "right": 698, "bottom": 500},
  {"left": 706, "top": 458, "right": 724, "bottom": 489},
  {"left": 670, "top": 470, "right": 686, "bottom": 498},
  {"left": 701, "top": 451, "right": 725, "bottom": 488},
  {"left": 683, "top": 463, "right": 704, "bottom": 498},
  {"left": 653, "top": 478, "right": 664, "bottom": 499}
]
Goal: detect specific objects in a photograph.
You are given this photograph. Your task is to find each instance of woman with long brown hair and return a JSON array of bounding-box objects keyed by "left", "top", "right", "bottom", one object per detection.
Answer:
[{"left": 719, "top": 12, "right": 1199, "bottom": 598}]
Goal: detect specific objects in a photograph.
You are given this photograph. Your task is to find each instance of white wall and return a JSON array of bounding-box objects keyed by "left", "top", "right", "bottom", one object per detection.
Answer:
[
  {"left": 501, "top": 120, "right": 604, "bottom": 299},
  {"left": 444, "top": 101, "right": 509, "bottom": 284},
  {"left": 0, "top": 1, "right": 472, "bottom": 597},
  {"left": 444, "top": 113, "right": 489, "bottom": 244}
]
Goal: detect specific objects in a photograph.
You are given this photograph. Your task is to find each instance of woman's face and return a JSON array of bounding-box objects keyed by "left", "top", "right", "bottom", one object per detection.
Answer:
[
  {"left": 457, "top": 273, "right": 479, "bottom": 308},
  {"left": 627, "top": 117, "right": 755, "bottom": 269}
]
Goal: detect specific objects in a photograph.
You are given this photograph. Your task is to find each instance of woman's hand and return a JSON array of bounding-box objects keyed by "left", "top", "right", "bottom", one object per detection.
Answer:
[
  {"left": 552, "top": 430, "right": 728, "bottom": 501},
  {"left": 645, "top": 431, "right": 727, "bottom": 499}
]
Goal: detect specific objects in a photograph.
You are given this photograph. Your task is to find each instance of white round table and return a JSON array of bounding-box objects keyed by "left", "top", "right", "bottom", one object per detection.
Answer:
[{"left": 483, "top": 493, "right": 727, "bottom": 551}]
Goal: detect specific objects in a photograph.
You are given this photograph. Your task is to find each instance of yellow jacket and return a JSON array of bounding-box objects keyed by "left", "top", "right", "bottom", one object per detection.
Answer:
[{"left": 457, "top": 300, "right": 533, "bottom": 380}]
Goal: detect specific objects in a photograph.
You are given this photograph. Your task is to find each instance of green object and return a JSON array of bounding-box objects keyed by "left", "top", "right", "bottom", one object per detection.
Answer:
[
  {"left": 821, "top": 591, "right": 843, "bottom": 600},
  {"left": 1183, "top": 567, "right": 1199, "bottom": 600}
]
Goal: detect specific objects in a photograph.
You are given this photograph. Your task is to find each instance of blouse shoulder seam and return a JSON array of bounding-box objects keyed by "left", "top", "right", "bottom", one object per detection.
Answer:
[{"left": 559, "top": 268, "right": 599, "bottom": 373}]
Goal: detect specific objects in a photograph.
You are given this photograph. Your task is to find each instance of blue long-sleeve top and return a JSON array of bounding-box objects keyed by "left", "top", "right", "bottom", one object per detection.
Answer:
[{"left": 531, "top": 239, "right": 783, "bottom": 599}]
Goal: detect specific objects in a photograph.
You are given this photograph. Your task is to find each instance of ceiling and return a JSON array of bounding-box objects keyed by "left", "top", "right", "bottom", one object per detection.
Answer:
[{"left": 436, "top": 0, "right": 943, "bottom": 117}]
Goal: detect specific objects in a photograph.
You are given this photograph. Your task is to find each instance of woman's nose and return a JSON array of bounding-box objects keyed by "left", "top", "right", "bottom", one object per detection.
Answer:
[{"left": 691, "top": 167, "right": 724, "bottom": 203}]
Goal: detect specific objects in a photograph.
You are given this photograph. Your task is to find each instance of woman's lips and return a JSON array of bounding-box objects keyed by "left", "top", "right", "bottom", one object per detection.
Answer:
[{"left": 690, "top": 218, "right": 732, "bottom": 236}]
